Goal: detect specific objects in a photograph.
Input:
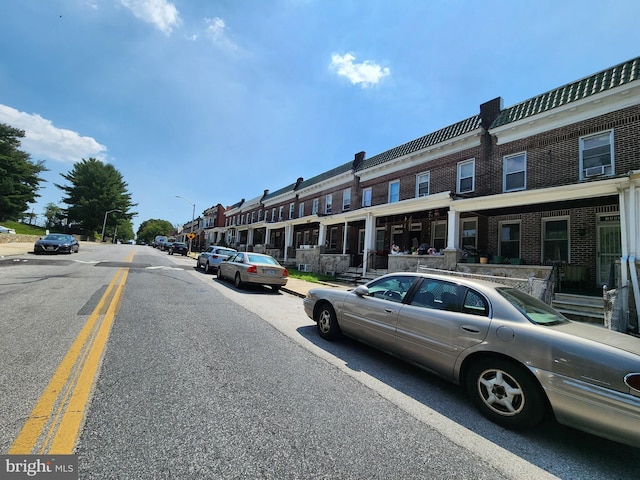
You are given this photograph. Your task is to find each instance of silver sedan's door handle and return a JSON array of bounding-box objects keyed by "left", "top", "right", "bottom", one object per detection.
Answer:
[
  {"left": 384, "top": 308, "right": 394, "bottom": 313},
  {"left": 461, "top": 325, "right": 480, "bottom": 333}
]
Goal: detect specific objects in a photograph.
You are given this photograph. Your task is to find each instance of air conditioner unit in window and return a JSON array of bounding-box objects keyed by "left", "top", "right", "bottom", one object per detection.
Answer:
[
  {"left": 585, "top": 165, "right": 606, "bottom": 177},
  {"left": 298, "top": 264, "right": 309, "bottom": 272}
]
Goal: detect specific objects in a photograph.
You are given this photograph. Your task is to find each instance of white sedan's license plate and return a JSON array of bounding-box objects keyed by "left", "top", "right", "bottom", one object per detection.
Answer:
[{"left": 264, "top": 269, "right": 276, "bottom": 275}]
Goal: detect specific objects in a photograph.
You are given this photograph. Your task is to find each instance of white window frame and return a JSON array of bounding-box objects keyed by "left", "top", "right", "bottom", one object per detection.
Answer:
[
  {"left": 498, "top": 220, "right": 521, "bottom": 259},
  {"left": 271, "top": 208, "right": 276, "bottom": 222},
  {"left": 457, "top": 158, "right": 475, "bottom": 193},
  {"left": 342, "top": 188, "right": 351, "bottom": 211},
  {"left": 388, "top": 180, "right": 400, "bottom": 203},
  {"left": 312, "top": 198, "right": 319, "bottom": 215},
  {"left": 416, "top": 171, "right": 430, "bottom": 197},
  {"left": 278, "top": 206, "right": 284, "bottom": 221},
  {"left": 362, "top": 187, "right": 372, "bottom": 207},
  {"left": 503, "top": 152, "right": 526, "bottom": 192},
  {"left": 289, "top": 202, "right": 295, "bottom": 219},
  {"left": 460, "top": 217, "right": 478, "bottom": 250},
  {"left": 580, "top": 130, "right": 614, "bottom": 180},
  {"left": 298, "top": 202, "right": 305, "bottom": 218},
  {"left": 325, "top": 194, "right": 332, "bottom": 214}
]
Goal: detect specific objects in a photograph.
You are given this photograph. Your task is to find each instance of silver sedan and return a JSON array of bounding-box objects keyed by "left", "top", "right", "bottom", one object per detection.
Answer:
[
  {"left": 217, "top": 252, "right": 288, "bottom": 291},
  {"left": 303, "top": 272, "right": 640, "bottom": 447}
]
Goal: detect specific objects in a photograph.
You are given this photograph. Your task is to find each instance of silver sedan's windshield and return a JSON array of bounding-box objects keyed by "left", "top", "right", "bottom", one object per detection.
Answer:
[{"left": 497, "top": 287, "right": 568, "bottom": 325}]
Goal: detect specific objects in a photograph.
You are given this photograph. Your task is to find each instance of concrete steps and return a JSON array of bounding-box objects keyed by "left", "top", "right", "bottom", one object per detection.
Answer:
[{"left": 552, "top": 293, "right": 604, "bottom": 324}]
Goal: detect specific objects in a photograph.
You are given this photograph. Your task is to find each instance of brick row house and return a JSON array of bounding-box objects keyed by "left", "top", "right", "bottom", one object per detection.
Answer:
[{"left": 188, "top": 56, "right": 639, "bottom": 325}]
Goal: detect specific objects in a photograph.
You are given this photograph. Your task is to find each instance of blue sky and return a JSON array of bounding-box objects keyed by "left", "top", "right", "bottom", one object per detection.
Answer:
[{"left": 1, "top": 0, "right": 639, "bottom": 234}]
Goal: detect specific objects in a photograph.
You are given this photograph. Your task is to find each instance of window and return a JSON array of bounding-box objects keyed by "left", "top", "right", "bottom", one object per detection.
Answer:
[
  {"left": 431, "top": 220, "right": 447, "bottom": 251},
  {"left": 543, "top": 218, "right": 569, "bottom": 263},
  {"left": 289, "top": 203, "right": 295, "bottom": 219},
  {"left": 416, "top": 172, "right": 430, "bottom": 197},
  {"left": 251, "top": 212, "right": 255, "bottom": 223},
  {"left": 362, "top": 187, "right": 372, "bottom": 207},
  {"left": 258, "top": 210, "right": 263, "bottom": 221},
  {"left": 329, "top": 227, "right": 338, "bottom": 249},
  {"left": 388, "top": 180, "right": 400, "bottom": 203},
  {"left": 499, "top": 222, "right": 520, "bottom": 259},
  {"left": 325, "top": 194, "right": 332, "bottom": 214},
  {"left": 375, "top": 228, "right": 386, "bottom": 251},
  {"left": 312, "top": 198, "right": 319, "bottom": 215},
  {"left": 504, "top": 152, "right": 526, "bottom": 192},
  {"left": 271, "top": 208, "right": 276, "bottom": 222},
  {"left": 580, "top": 131, "right": 613, "bottom": 179},
  {"left": 278, "top": 206, "right": 284, "bottom": 221},
  {"left": 366, "top": 275, "right": 417, "bottom": 303},
  {"left": 298, "top": 202, "right": 304, "bottom": 218},
  {"left": 457, "top": 159, "right": 475, "bottom": 193},
  {"left": 460, "top": 218, "right": 477, "bottom": 250},
  {"left": 343, "top": 188, "right": 351, "bottom": 211}
]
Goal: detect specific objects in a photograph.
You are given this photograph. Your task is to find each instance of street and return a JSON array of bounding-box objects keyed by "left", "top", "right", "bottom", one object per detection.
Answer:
[{"left": 0, "top": 244, "right": 637, "bottom": 479}]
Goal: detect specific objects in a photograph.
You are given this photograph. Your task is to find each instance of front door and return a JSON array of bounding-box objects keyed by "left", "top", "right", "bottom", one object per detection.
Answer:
[{"left": 597, "top": 213, "right": 621, "bottom": 286}]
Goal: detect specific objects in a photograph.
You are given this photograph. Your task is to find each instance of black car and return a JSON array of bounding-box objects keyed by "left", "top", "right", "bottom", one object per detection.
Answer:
[
  {"left": 168, "top": 241, "right": 188, "bottom": 255},
  {"left": 34, "top": 234, "right": 79, "bottom": 254}
]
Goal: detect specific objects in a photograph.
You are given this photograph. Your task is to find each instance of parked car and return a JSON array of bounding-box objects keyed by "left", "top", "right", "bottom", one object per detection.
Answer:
[
  {"left": 197, "top": 246, "right": 238, "bottom": 273},
  {"left": 34, "top": 234, "right": 79, "bottom": 254},
  {"left": 217, "top": 252, "right": 288, "bottom": 291},
  {"left": 168, "top": 241, "right": 188, "bottom": 256},
  {"left": 0, "top": 225, "right": 16, "bottom": 234},
  {"left": 303, "top": 271, "right": 640, "bottom": 447}
]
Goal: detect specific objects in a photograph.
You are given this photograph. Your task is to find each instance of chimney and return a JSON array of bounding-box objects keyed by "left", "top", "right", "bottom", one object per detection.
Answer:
[
  {"left": 294, "top": 177, "right": 304, "bottom": 189},
  {"left": 479, "top": 97, "right": 503, "bottom": 130},
  {"left": 352, "top": 151, "right": 366, "bottom": 170}
]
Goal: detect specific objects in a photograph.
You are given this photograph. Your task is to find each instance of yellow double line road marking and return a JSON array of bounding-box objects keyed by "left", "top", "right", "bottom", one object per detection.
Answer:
[{"left": 10, "top": 251, "right": 134, "bottom": 454}]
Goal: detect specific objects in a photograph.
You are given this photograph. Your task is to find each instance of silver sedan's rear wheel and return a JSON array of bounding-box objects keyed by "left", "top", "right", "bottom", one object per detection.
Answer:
[
  {"left": 217, "top": 267, "right": 225, "bottom": 281},
  {"left": 234, "top": 272, "right": 243, "bottom": 289},
  {"left": 205, "top": 261, "right": 212, "bottom": 274},
  {"left": 466, "top": 358, "right": 546, "bottom": 430},
  {"left": 315, "top": 302, "right": 341, "bottom": 340}
]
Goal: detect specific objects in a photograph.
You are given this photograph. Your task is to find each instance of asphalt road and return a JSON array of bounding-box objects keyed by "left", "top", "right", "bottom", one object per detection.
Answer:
[{"left": 0, "top": 244, "right": 637, "bottom": 479}]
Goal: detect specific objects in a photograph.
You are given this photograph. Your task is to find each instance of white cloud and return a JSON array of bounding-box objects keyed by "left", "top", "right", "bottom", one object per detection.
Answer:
[
  {"left": 0, "top": 105, "right": 107, "bottom": 163},
  {"left": 205, "top": 17, "right": 237, "bottom": 50},
  {"left": 330, "top": 53, "right": 390, "bottom": 88},
  {"left": 119, "top": 0, "right": 181, "bottom": 35}
]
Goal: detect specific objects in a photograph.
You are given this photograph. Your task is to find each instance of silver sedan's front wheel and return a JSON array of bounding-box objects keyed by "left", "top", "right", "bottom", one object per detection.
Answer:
[{"left": 315, "top": 303, "right": 340, "bottom": 340}]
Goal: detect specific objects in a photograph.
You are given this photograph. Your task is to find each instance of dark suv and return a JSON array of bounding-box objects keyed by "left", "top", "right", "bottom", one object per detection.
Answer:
[{"left": 168, "top": 242, "right": 189, "bottom": 256}]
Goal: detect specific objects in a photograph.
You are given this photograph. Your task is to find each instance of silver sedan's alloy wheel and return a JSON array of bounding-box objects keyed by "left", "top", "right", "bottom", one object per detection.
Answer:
[
  {"left": 234, "top": 272, "right": 243, "bottom": 289},
  {"left": 466, "top": 358, "right": 546, "bottom": 430},
  {"left": 315, "top": 303, "right": 340, "bottom": 340}
]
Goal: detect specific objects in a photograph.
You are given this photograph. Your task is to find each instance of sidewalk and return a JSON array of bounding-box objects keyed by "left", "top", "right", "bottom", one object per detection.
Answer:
[{"left": 0, "top": 241, "right": 351, "bottom": 298}]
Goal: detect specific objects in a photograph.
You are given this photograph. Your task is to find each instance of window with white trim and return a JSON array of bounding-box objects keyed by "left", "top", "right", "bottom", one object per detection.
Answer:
[
  {"left": 278, "top": 206, "right": 284, "bottom": 221},
  {"left": 503, "top": 152, "right": 526, "bottom": 192},
  {"left": 460, "top": 218, "right": 477, "bottom": 250},
  {"left": 298, "top": 202, "right": 305, "bottom": 218},
  {"left": 325, "top": 194, "right": 332, "bottom": 214},
  {"left": 457, "top": 159, "right": 475, "bottom": 193},
  {"left": 388, "top": 180, "right": 400, "bottom": 203},
  {"left": 362, "top": 187, "right": 372, "bottom": 207},
  {"left": 271, "top": 208, "right": 276, "bottom": 222},
  {"left": 580, "top": 131, "right": 613, "bottom": 179},
  {"left": 416, "top": 172, "right": 430, "bottom": 197},
  {"left": 343, "top": 188, "right": 351, "bottom": 211},
  {"left": 312, "top": 198, "right": 319, "bottom": 215},
  {"left": 289, "top": 202, "right": 295, "bottom": 219}
]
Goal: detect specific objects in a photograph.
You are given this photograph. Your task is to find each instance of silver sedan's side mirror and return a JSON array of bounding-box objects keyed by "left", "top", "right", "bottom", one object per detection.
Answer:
[{"left": 353, "top": 285, "right": 369, "bottom": 296}]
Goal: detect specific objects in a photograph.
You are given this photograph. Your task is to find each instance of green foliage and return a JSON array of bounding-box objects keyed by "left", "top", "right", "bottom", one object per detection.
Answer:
[
  {"left": 55, "top": 158, "right": 137, "bottom": 237},
  {"left": 136, "top": 218, "right": 174, "bottom": 244},
  {"left": 43, "top": 202, "right": 65, "bottom": 229},
  {"left": 0, "top": 124, "right": 48, "bottom": 221},
  {"left": 2, "top": 220, "right": 46, "bottom": 236},
  {"left": 287, "top": 268, "right": 337, "bottom": 284}
]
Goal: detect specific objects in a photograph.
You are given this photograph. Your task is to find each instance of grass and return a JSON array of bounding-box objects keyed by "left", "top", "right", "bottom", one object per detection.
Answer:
[
  {"left": 287, "top": 268, "right": 339, "bottom": 284},
  {"left": 1, "top": 220, "right": 46, "bottom": 236}
]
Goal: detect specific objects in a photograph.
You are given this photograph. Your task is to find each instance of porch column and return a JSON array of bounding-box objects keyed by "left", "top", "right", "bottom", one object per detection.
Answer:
[
  {"left": 247, "top": 228, "right": 254, "bottom": 248},
  {"left": 318, "top": 223, "right": 327, "bottom": 248},
  {"left": 446, "top": 208, "right": 460, "bottom": 251},
  {"left": 265, "top": 227, "right": 271, "bottom": 246},
  {"left": 363, "top": 213, "right": 376, "bottom": 275},
  {"left": 342, "top": 220, "right": 348, "bottom": 254},
  {"left": 284, "top": 224, "right": 294, "bottom": 262}
]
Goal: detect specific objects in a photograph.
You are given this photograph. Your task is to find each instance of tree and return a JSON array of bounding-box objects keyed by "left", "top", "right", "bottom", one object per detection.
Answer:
[
  {"left": 44, "top": 202, "right": 64, "bottom": 230},
  {"left": 55, "top": 158, "right": 137, "bottom": 238},
  {"left": 136, "top": 219, "right": 174, "bottom": 244},
  {"left": 0, "top": 123, "right": 48, "bottom": 221}
]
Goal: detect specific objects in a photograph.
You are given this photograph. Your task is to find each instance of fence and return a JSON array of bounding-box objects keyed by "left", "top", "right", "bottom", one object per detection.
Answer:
[{"left": 416, "top": 264, "right": 554, "bottom": 304}]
